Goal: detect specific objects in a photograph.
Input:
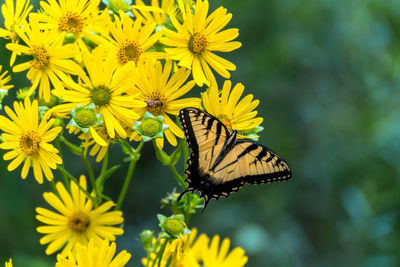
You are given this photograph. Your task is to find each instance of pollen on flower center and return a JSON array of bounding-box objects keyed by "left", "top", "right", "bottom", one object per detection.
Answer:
[
  {"left": 91, "top": 86, "right": 111, "bottom": 107},
  {"left": 189, "top": 33, "right": 208, "bottom": 54},
  {"left": 119, "top": 41, "right": 143, "bottom": 64},
  {"left": 20, "top": 131, "right": 40, "bottom": 155},
  {"left": 165, "top": 218, "right": 184, "bottom": 236},
  {"left": 68, "top": 211, "right": 90, "bottom": 233},
  {"left": 110, "top": 0, "right": 130, "bottom": 12},
  {"left": 141, "top": 118, "right": 162, "bottom": 137},
  {"left": 75, "top": 109, "right": 96, "bottom": 128},
  {"left": 58, "top": 11, "right": 85, "bottom": 35},
  {"left": 146, "top": 93, "right": 165, "bottom": 115},
  {"left": 30, "top": 46, "right": 49, "bottom": 70}
]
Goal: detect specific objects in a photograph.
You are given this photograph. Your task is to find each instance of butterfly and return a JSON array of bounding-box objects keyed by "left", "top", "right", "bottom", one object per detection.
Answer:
[{"left": 177, "top": 107, "right": 292, "bottom": 208}]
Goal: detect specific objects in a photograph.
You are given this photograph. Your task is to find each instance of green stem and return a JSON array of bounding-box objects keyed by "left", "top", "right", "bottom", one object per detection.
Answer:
[
  {"left": 168, "top": 165, "right": 186, "bottom": 190},
  {"left": 55, "top": 136, "right": 70, "bottom": 190},
  {"left": 82, "top": 155, "right": 99, "bottom": 203},
  {"left": 57, "top": 165, "right": 94, "bottom": 201},
  {"left": 115, "top": 140, "right": 144, "bottom": 210},
  {"left": 96, "top": 151, "right": 109, "bottom": 189},
  {"left": 151, "top": 239, "right": 167, "bottom": 267},
  {"left": 49, "top": 179, "right": 60, "bottom": 198},
  {"left": 182, "top": 139, "right": 189, "bottom": 171},
  {"left": 59, "top": 135, "right": 82, "bottom": 155},
  {"left": 100, "top": 150, "right": 109, "bottom": 177}
]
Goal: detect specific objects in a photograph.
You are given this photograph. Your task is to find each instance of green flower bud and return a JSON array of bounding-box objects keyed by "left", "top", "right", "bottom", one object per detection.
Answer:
[
  {"left": 38, "top": 95, "right": 60, "bottom": 108},
  {"left": 140, "top": 229, "right": 154, "bottom": 250},
  {"left": 164, "top": 218, "right": 184, "bottom": 236},
  {"left": 157, "top": 214, "right": 190, "bottom": 240},
  {"left": 110, "top": 0, "right": 131, "bottom": 12},
  {"left": 52, "top": 118, "right": 65, "bottom": 128},
  {"left": 68, "top": 103, "right": 103, "bottom": 133},
  {"left": 133, "top": 112, "right": 169, "bottom": 142},
  {"left": 63, "top": 32, "right": 76, "bottom": 44},
  {"left": 16, "top": 87, "right": 34, "bottom": 101},
  {"left": 142, "top": 119, "right": 161, "bottom": 136},
  {"left": 162, "top": 191, "right": 204, "bottom": 216},
  {"left": 0, "top": 89, "right": 8, "bottom": 109}
]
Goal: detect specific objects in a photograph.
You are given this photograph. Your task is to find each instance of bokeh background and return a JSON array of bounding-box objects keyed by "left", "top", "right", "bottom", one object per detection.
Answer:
[{"left": 1, "top": 0, "right": 399, "bottom": 266}]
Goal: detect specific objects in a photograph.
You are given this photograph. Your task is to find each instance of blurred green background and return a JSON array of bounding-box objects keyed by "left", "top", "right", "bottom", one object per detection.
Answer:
[{"left": 1, "top": 0, "right": 400, "bottom": 266}]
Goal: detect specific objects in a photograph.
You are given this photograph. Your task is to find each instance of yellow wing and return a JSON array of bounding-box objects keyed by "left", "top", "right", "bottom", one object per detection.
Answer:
[
  {"left": 179, "top": 107, "right": 230, "bottom": 175},
  {"left": 178, "top": 107, "right": 292, "bottom": 206},
  {"left": 210, "top": 140, "right": 291, "bottom": 185}
]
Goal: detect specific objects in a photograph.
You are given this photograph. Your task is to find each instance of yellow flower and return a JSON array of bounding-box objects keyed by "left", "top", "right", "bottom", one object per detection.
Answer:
[
  {"left": 73, "top": 125, "right": 121, "bottom": 162},
  {"left": 202, "top": 80, "right": 263, "bottom": 134},
  {"left": 55, "top": 239, "right": 131, "bottom": 267},
  {"left": 0, "top": 65, "right": 14, "bottom": 90},
  {"left": 52, "top": 48, "right": 146, "bottom": 140},
  {"left": 93, "top": 11, "right": 164, "bottom": 70},
  {"left": 161, "top": 0, "right": 241, "bottom": 87},
  {"left": 36, "top": 175, "right": 125, "bottom": 255},
  {"left": 0, "top": 0, "right": 33, "bottom": 66},
  {"left": 81, "top": 128, "right": 109, "bottom": 162},
  {"left": 189, "top": 234, "right": 248, "bottom": 267},
  {"left": 129, "top": 60, "right": 200, "bottom": 148},
  {"left": 32, "top": 0, "right": 108, "bottom": 48},
  {"left": 142, "top": 228, "right": 248, "bottom": 267},
  {"left": 0, "top": 97, "right": 62, "bottom": 183},
  {"left": 131, "top": 0, "right": 175, "bottom": 26},
  {"left": 4, "top": 258, "right": 13, "bottom": 267},
  {"left": 5, "top": 20, "right": 81, "bottom": 102}
]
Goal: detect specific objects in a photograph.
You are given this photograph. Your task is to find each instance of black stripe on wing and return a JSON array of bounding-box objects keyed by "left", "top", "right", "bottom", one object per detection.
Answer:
[
  {"left": 179, "top": 107, "right": 229, "bottom": 153},
  {"left": 237, "top": 139, "right": 292, "bottom": 183},
  {"left": 205, "top": 140, "right": 291, "bottom": 200},
  {"left": 179, "top": 108, "right": 201, "bottom": 153}
]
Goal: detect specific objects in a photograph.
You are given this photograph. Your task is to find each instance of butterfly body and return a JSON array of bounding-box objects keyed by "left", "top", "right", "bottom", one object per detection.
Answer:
[{"left": 178, "top": 107, "right": 291, "bottom": 206}]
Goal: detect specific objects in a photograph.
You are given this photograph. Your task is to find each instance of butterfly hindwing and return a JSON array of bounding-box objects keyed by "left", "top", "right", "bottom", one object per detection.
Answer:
[
  {"left": 211, "top": 140, "right": 291, "bottom": 185},
  {"left": 178, "top": 107, "right": 292, "bottom": 206}
]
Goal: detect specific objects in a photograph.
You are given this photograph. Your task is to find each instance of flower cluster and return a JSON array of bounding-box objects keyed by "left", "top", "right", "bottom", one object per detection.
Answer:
[
  {"left": 142, "top": 228, "right": 248, "bottom": 267},
  {"left": 0, "top": 0, "right": 263, "bottom": 265}
]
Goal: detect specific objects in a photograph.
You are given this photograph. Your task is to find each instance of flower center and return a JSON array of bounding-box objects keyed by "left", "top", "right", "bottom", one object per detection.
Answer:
[
  {"left": 90, "top": 86, "right": 111, "bottom": 107},
  {"left": 20, "top": 131, "right": 40, "bottom": 155},
  {"left": 146, "top": 93, "right": 165, "bottom": 115},
  {"left": 189, "top": 33, "right": 208, "bottom": 54},
  {"left": 110, "top": 0, "right": 130, "bottom": 12},
  {"left": 30, "top": 46, "right": 49, "bottom": 70},
  {"left": 75, "top": 109, "right": 96, "bottom": 128},
  {"left": 58, "top": 11, "right": 85, "bottom": 35},
  {"left": 165, "top": 218, "right": 184, "bottom": 236},
  {"left": 141, "top": 118, "right": 162, "bottom": 137},
  {"left": 119, "top": 41, "right": 143, "bottom": 64},
  {"left": 68, "top": 211, "right": 90, "bottom": 233}
]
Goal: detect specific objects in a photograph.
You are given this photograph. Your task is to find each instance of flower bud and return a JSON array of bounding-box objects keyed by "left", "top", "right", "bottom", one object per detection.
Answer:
[
  {"left": 63, "top": 32, "right": 76, "bottom": 44},
  {"left": 110, "top": 0, "right": 131, "bottom": 12},
  {"left": 140, "top": 229, "right": 154, "bottom": 250},
  {"left": 68, "top": 103, "right": 103, "bottom": 133},
  {"left": 164, "top": 218, "right": 184, "bottom": 236},
  {"left": 133, "top": 112, "right": 169, "bottom": 142}
]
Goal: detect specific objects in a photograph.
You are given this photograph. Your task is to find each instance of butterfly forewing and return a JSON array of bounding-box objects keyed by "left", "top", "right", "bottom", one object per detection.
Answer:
[{"left": 179, "top": 108, "right": 230, "bottom": 173}]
